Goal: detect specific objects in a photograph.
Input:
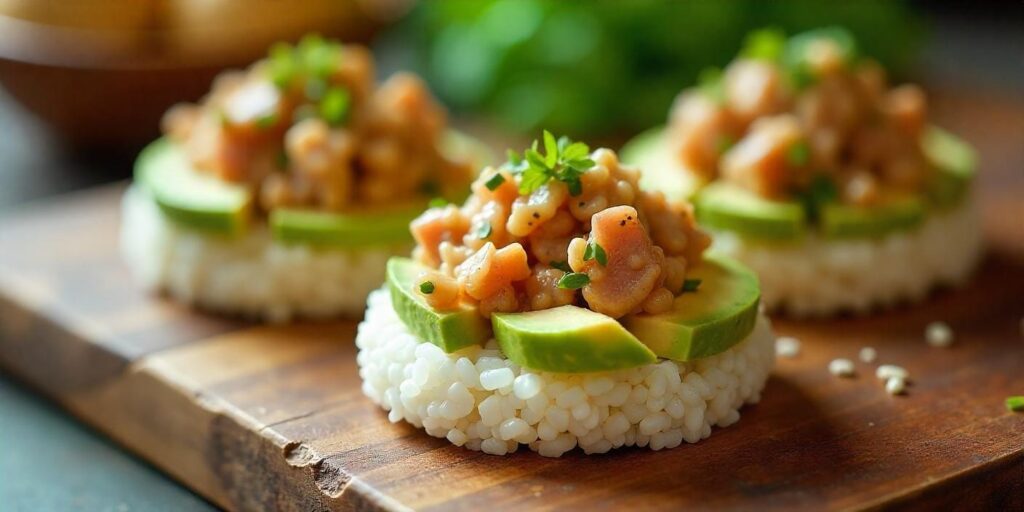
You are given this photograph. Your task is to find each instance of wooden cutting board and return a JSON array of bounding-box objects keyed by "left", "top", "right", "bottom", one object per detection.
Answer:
[{"left": 1, "top": 96, "right": 1023, "bottom": 511}]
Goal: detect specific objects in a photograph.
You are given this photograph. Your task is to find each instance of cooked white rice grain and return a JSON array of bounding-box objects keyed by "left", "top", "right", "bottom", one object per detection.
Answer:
[
  {"left": 708, "top": 196, "right": 982, "bottom": 317},
  {"left": 355, "top": 288, "right": 776, "bottom": 457},
  {"left": 120, "top": 186, "right": 404, "bottom": 322}
]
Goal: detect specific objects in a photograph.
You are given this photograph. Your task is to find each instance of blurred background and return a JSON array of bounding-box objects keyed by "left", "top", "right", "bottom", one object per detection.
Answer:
[{"left": 0, "top": 1, "right": 1021, "bottom": 509}]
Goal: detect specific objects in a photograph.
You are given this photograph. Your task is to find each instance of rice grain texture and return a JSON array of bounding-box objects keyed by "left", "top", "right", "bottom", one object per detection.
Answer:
[
  {"left": 120, "top": 186, "right": 402, "bottom": 322},
  {"left": 356, "top": 288, "right": 775, "bottom": 457},
  {"left": 708, "top": 197, "right": 982, "bottom": 317}
]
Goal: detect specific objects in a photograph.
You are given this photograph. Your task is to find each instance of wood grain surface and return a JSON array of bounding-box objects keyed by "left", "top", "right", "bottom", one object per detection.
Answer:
[{"left": 0, "top": 91, "right": 1022, "bottom": 511}]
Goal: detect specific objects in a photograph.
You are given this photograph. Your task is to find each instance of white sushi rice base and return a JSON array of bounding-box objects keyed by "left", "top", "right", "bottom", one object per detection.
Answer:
[
  {"left": 120, "top": 186, "right": 404, "bottom": 322},
  {"left": 356, "top": 288, "right": 775, "bottom": 457},
  {"left": 709, "top": 196, "right": 982, "bottom": 317}
]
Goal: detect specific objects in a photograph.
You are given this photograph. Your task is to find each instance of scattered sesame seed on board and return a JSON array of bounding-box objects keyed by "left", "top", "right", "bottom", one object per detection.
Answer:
[
  {"left": 926, "top": 321, "right": 954, "bottom": 347},
  {"left": 829, "top": 358, "right": 855, "bottom": 378},
  {"left": 859, "top": 347, "right": 877, "bottom": 363},
  {"left": 886, "top": 377, "right": 907, "bottom": 395},
  {"left": 876, "top": 365, "right": 909, "bottom": 381},
  {"left": 775, "top": 337, "right": 801, "bottom": 358}
]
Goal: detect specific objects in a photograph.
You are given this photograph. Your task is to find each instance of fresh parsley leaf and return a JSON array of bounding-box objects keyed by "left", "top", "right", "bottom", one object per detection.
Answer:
[
  {"left": 320, "top": 87, "right": 350, "bottom": 126},
  {"left": 549, "top": 260, "right": 572, "bottom": 272},
  {"left": 681, "top": 278, "right": 702, "bottom": 293},
  {"left": 515, "top": 131, "right": 594, "bottom": 196},
  {"left": 428, "top": 197, "right": 448, "bottom": 208},
  {"left": 583, "top": 241, "right": 608, "bottom": 266},
  {"left": 543, "top": 130, "right": 558, "bottom": 168},
  {"left": 484, "top": 173, "right": 506, "bottom": 191},
  {"left": 475, "top": 220, "right": 492, "bottom": 239},
  {"left": 1007, "top": 396, "right": 1024, "bottom": 412},
  {"left": 557, "top": 272, "right": 590, "bottom": 290},
  {"left": 419, "top": 281, "right": 435, "bottom": 294},
  {"left": 786, "top": 141, "right": 810, "bottom": 167}
]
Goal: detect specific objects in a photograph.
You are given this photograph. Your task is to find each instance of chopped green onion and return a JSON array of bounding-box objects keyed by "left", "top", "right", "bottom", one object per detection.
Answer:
[
  {"left": 786, "top": 141, "right": 810, "bottom": 167},
  {"left": 475, "top": 221, "right": 492, "bottom": 239},
  {"left": 583, "top": 241, "right": 607, "bottom": 266},
  {"left": 549, "top": 261, "right": 572, "bottom": 273},
  {"left": 419, "top": 281, "right": 435, "bottom": 295},
  {"left": 320, "top": 87, "right": 350, "bottom": 127},
  {"left": 1007, "top": 396, "right": 1024, "bottom": 412},
  {"left": 557, "top": 272, "right": 590, "bottom": 290},
  {"left": 428, "top": 197, "right": 448, "bottom": 208},
  {"left": 681, "top": 278, "right": 702, "bottom": 293},
  {"left": 484, "top": 173, "right": 506, "bottom": 191}
]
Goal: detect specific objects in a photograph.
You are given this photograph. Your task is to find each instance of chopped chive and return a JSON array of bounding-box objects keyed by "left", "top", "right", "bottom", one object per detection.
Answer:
[
  {"left": 1007, "top": 396, "right": 1024, "bottom": 412},
  {"left": 428, "top": 197, "right": 448, "bottom": 208},
  {"left": 475, "top": 221, "right": 492, "bottom": 239},
  {"left": 583, "top": 241, "right": 607, "bottom": 266},
  {"left": 419, "top": 281, "right": 435, "bottom": 294},
  {"left": 320, "top": 86, "right": 350, "bottom": 127},
  {"left": 549, "top": 260, "right": 572, "bottom": 273},
  {"left": 484, "top": 173, "right": 506, "bottom": 191},
  {"left": 557, "top": 272, "right": 590, "bottom": 290},
  {"left": 681, "top": 278, "right": 702, "bottom": 293},
  {"left": 786, "top": 141, "right": 810, "bottom": 167}
]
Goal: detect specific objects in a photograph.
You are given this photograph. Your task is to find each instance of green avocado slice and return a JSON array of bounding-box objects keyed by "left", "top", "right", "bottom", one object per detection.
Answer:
[
  {"left": 622, "top": 255, "right": 760, "bottom": 361},
  {"left": 819, "top": 195, "right": 925, "bottom": 239},
  {"left": 696, "top": 182, "right": 807, "bottom": 240},
  {"left": 620, "top": 126, "right": 703, "bottom": 203},
  {"left": 922, "top": 126, "right": 976, "bottom": 208},
  {"left": 493, "top": 305, "right": 657, "bottom": 373},
  {"left": 269, "top": 129, "right": 492, "bottom": 247},
  {"left": 135, "top": 138, "right": 252, "bottom": 235},
  {"left": 387, "top": 257, "right": 491, "bottom": 353}
]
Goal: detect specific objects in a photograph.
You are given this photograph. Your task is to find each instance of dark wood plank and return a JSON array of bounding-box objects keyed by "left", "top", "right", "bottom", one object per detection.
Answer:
[{"left": 0, "top": 89, "right": 1022, "bottom": 511}]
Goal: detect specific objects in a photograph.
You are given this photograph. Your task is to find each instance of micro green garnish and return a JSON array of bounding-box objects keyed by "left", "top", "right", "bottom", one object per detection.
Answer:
[
  {"left": 681, "top": 278, "right": 702, "bottom": 293},
  {"left": 786, "top": 141, "right": 810, "bottom": 167},
  {"left": 583, "top": 241, "right": 607, "bottom": 266},
  {"left": 419, "top": 281, "right": 436, "bottom": 294},
  {"left": 484, "top": 173, "right": 506, "bottom": 191},
  {"left": 557, "top": 272, "right": 590, "bottom": 290},
  {"left": 741, "top": 27, "right": 786, "bottom": 61},
  {"left": 320, "top": 87, "right": 350, "bottom": 127},
  {"left": 428, "top": 197, "right": 449, "bottom": 208},
  {"left": 475, "top": 220, "right": 492, "bottom": 239},
  {"left": 697, "top": 67, "right": 725, "bottom": 104},
  {"left": 549, "top": 260, "right": 572, "bottom": 272},
  {"left": 1007, "top": 396, "right": 1024, "bottom": 412},
  {"left": 509, "top": 130, "right": 594, "bottom": 196}
]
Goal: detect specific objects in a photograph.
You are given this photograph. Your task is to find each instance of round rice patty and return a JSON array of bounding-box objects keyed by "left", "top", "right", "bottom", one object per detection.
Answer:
[
  {"left": 120, "top": 186, "right": 404, "bottom": 322},
  {"left": 709, "top": 196, "right": 982, "bottom": 317},
  {"left": 356, "top": 288, "right": 775, "bottom": 457}
]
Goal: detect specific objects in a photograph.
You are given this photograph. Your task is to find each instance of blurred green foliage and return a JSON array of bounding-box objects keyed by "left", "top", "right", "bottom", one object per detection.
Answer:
[{"left": 381, "top": 0, "right": 926, "bottom": 137}]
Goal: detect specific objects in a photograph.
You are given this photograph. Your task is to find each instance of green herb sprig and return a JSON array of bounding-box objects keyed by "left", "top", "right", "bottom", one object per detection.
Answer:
[
  {"left": 549, "top": 261, "right": 572, "bottom": 273},
  {"left": 583, "top": 241, "right": 607, "bottom": 266},
  {"left": 557, "top": 272, "right": 590, "bottom": 290},
  {"left": 508, "top": 131, "right": 595, "bottom": 196}
]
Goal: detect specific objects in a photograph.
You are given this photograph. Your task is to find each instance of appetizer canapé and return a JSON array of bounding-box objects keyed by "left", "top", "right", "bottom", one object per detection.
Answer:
[
  {"left": 356, "top": 133, "right": 775, "bottom": 457},
  {"left": 623, "top": 28, "right": 981, "bottom": 316},
  {"left": 121, "top": 36, "right": 489, "bottom": 322}
]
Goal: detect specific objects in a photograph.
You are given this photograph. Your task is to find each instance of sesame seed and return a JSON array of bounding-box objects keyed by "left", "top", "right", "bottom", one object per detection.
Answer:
[
  {"left": 828, "top": 358, "right": 855, "bottom": 378},
  {"left": 775, "top": 336, "right": 801, "bottom": 358},
  {"left": 859, "top": 347, "right": 877, "bottom": 363},
  {"left": 876, "top": 364, "right": 908, "bottom": 381},
  {"left": 925, "top": 321, "right": 954, "bottom": 347},
  {"left": 885, "top": 376, "right": 907, "bottom": 395}
]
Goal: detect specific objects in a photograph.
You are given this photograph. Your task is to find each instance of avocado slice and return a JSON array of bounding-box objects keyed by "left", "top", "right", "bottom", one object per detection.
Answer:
[
  {"left": 270, "top": 129, "right": 492, "bottom": 247},
  {"left": 820, "top": 195, "right": 925, "bottom": 239},
  {"left": 620, "top": 126, "right": 702, "bottom": 203},
  {"left": 922, "top": 126, "right": 976, "bottom": 208},
  {"left": 696, "top": 182, "right": 807, "bottom": 240},
  {"left": 622, "top": 255, "right": 760, "bottom": 361},
  {"left": 136, "top": 138, "right": 252, "bottom": 235},
  {"left": 493, "top": 306, "right": 657, "bottom": 373},
  {"left": 271, "top": 206, "right": 420, "bottom": 247},
  {"left": 387, "top": 257, "right": 491, "bottom": 353}
]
